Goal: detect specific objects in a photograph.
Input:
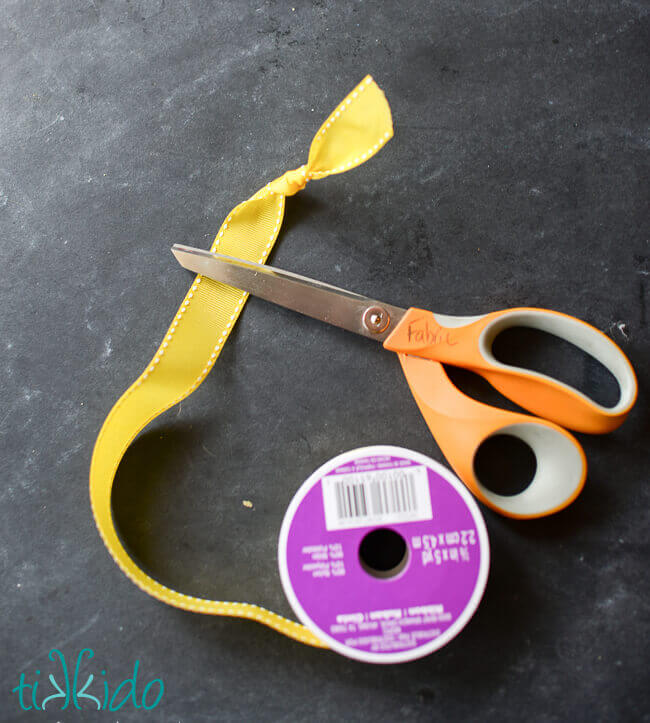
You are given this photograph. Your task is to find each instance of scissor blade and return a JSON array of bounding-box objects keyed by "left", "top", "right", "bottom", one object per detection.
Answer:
[{"left": 171, "top": 244, "right": 406, "bottom": 342}]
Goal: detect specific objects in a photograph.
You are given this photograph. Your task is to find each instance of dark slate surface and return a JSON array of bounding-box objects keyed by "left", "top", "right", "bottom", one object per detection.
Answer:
[{"left": 2, "top": 1, "right": 648, "bottom": 721}]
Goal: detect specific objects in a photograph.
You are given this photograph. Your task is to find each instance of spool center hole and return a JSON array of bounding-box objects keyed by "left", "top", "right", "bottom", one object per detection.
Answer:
[{"left": 359, "top": 528, "right": 409, "bottom": 579}]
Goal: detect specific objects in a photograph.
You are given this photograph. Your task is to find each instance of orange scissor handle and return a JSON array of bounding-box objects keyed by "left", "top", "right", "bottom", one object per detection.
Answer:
[
  {"left": 384, "top": 307, "right": 638, "bottom": 434},
  {"left": 398, "top": 354, "right": 587, "bottom": 518}
]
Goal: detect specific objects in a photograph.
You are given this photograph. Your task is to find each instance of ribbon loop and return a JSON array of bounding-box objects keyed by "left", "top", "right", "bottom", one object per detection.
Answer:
[{"left": 90, "top": 76, "right": 393, "bottom": 648}]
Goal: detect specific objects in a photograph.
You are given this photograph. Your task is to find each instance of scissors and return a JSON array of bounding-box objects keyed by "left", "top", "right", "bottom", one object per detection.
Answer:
[{"left": 171, "top": 244, "right": 637, "bottom": 519}]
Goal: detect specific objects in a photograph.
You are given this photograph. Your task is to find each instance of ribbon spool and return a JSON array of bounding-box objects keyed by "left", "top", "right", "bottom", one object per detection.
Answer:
[
  {"left": 279, "top": 446, "right": 490, "bottom": 663},
  {"left": 90, "top": 76, "right": 393, "bottom": 648}
]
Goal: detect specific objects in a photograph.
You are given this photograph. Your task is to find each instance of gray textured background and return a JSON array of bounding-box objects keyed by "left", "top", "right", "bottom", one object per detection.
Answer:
[{"left": 2, "top": 1, "right": 648, "bottom": 721}]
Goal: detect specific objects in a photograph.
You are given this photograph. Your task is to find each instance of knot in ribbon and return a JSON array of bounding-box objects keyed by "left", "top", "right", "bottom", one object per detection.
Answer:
[
  {"left": 269, "top": 165, "right": 309, "bottom": 196},
  {"left": 90, "top": 75, "right": 393, "bottom": 649}
]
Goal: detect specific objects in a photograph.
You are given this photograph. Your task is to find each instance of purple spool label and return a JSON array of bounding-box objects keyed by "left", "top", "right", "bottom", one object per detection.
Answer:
[{"left": 279, "top": 446, "right": 490, "bottom": 664}]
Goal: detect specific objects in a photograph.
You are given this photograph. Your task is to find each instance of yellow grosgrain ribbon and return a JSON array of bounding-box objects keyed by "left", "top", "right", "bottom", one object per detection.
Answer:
[{"left": 90, "top": 76, "right": 393, "bottom": 648}]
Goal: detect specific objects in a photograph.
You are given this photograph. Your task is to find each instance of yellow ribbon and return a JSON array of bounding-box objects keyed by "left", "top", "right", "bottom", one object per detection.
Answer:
[{"left": 90, "top": 76, "right": 393, "bottom": 648}]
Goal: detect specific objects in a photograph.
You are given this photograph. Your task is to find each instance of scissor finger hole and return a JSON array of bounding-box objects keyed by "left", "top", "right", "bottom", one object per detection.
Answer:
[
  {"left": 490, "top": 326, "right": 620, "bottom": 408},
  {"left": 473, "top": 422, "right": 586, "bottom": 517},
  {"left": 473, "top": 434, "right": 537, "bottom": 497}
]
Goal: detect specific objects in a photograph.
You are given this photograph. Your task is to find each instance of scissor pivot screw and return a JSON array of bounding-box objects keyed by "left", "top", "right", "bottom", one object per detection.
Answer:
[{"left": 363, "top": 306, "right": 390, "bottom": 333}]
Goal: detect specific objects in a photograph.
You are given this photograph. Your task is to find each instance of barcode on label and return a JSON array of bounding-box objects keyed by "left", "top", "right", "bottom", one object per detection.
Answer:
[{"left": 322, "top": 465, "right": 432, "bottom": 531}]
